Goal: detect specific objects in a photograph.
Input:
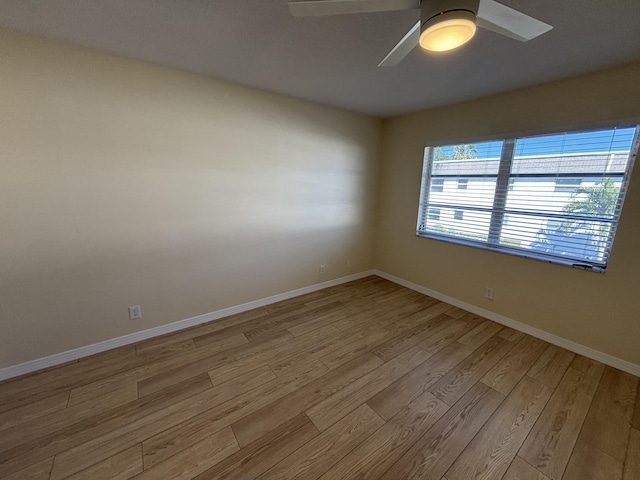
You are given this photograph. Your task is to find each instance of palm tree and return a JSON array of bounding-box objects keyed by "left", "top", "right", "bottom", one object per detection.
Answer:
[
  {"left": 531, "top": 178, "right": 620, "bottom": 260},
  {"left": 563, "top": 177, "right": 619, "bottom": 219}
]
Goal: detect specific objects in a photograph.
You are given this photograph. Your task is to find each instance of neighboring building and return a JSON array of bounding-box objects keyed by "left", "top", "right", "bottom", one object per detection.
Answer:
[{"left": 420, "top": 151, "right": 629, "bottom": 261}]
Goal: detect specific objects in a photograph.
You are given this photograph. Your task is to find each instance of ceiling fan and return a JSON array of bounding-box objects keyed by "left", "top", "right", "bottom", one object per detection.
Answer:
[{"left": 288, "top": 0, "right": 553, "bottom": 66}]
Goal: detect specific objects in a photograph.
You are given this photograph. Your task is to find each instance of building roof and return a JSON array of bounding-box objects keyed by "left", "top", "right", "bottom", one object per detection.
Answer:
[{"left": 431, "top": 152, "right": 630, "bottom": 177}]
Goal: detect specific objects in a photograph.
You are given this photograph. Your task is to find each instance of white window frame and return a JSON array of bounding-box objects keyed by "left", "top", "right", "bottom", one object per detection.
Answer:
[{"left": 416, "top": 124, "right": 640, "bottom": 272}]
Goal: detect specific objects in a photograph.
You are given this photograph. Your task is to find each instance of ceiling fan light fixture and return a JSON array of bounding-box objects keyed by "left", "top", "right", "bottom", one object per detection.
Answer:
[{"left": 419, "top": 10, "right": 477, "bottom": 52}]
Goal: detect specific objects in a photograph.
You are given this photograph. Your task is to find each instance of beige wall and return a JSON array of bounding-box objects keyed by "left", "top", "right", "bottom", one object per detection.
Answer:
[
  {"left": 0, "top": 30, "right": 382, "bottom": 369},
  {"left": 376, "top": 62, "right": 640, "bottom": 366}
]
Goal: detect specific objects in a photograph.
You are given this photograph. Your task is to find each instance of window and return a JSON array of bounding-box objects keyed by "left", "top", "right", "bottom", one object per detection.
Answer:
[
  {"left": 555, "top": 178, "right": 582, "bottom": 192},
  {"left": 428, "top": 208, "right": 441, "bottom": 221},
  {"left": 417, "top": 125, "right": 639, "bottom": 271},
  {"left": 432, "top": 178, "right": 444, "bottom": 192}
]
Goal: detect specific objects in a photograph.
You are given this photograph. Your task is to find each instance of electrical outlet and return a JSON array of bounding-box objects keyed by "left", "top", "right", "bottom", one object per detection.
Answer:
[
  {"left": 319, "top": 264, "right": 326, "bottom": 274},
  {"left": 128, "top": 305, "right": 142, "bottom": 320},
  {"left": 347, "top": 260, "right": 352, "bottom": 268},
  {"left": 485, "top": 288, "right": 494, "bottom": 300}
]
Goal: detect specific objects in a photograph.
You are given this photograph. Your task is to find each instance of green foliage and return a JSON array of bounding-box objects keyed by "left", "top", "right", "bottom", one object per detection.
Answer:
[
  {"left": 452, "top": 144, "right": 477, "bottom": 160},
  {"left": 432, "top": 144, "right": 477, "bottom": 161},
  {"left": 560, "top": 177, "right": 619, "bottom": 233},
  {"left": 434, "top": 147, "right": 449, "bottom": 161},
  {"left": 563, "top": 177, "right": 619, "bottom": 218}
]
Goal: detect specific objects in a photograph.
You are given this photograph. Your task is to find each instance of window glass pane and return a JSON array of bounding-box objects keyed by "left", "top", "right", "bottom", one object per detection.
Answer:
[
  {"left": 428, "top": 208, "right": 441, "bottom": 220},
  {"left": 417, "top": 125, "right": 638, "bottom": 270},
  {"left": 503, "top": 127, "right": 635, "bottom": 263},
  {"left": 427, "top": 207, "right": 492, "bottom": 242},
  {"left": 554, "top": 178, "right": 582, "bottom": 192},
  {"left": 419, "top": 140, "right": 504, "bottom": 242}
]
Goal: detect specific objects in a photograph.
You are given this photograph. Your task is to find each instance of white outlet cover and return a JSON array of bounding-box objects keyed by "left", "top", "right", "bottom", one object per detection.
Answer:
[{"left": 128, "top": 305, "right": 142, "bottom": 320}]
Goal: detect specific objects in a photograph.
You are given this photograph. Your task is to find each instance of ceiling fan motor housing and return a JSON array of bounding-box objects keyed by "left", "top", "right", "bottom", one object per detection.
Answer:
[{"left": 421, "top": 0, "right": 480, "bottom": 31}]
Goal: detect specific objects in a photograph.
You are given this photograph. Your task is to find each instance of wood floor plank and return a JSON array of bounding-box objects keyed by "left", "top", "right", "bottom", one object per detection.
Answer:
[
  {"left": 134, "top": 427, "right": 239, "bottom": 480},
  {"left": 445, "top": 376, "right": 552, "bottom": 480},
  {"left": 232, "top": 353, "right": 383, "bottom": 447},
  {"left": 518, "top": 367, "right": 601, "bottom": 480},
  {"left": 445, "top": 307, "right": 468, "bottom": 319},
  {"left": 140, "top": 371, "right": 213, "bottom": 401},
  {"left": 380, "top": 383, "right": 504, "bottom": 480},
  {"left": 140, "top": 361, "right": 327, "bottom": 470},
  {"left": 496, "top": 327, "right": 526, "bottom": 343},
  {"left": 562, "top": 441, "right": 623, "bottom": 480},
  {"left": 0, "top": 347, "right": 143, "bottom": 412},
  {"left": 0, "top": 382, "right": 138, "bottom": 455},
  {"left": 623, "top": 428, "right": 640, "bottom": 480},
  {"left": 206, "top": 325, "right": 337, "bottom": 384},
  {"left": 579, "top": 366, "right": 638, "bottom": 462},
  {"left": 481, "top": 336, "right": 547, "bottom": 396},
  {"left": 306, "top": 346, "right": 431, "bottom": 431},
  {"left": 429, "top": 336, "right": 514, "bottom": 406},
  {"left": 319, "top": 327, "right": 396, "bottom": 370},
  {"left": 286, "top": 309, "right": 353, "bottom": 337},
  {"left": 191, "top": 413, "right": 319, "bottom": 480},
  {"left": 526, "top": 345, "right": 575, "bottom": 389},
  {"left": 365, "top": 298, "right": 438, "bottom": 331},
  {"left": 370, "top": 313, "right": 453, "bottom": 363},
  {"left": 1, "top": 378, "right": 200, "bottom": 478},
  {"left": 368, "top": 341, "right": 474, "bottom": 421},
  {"left": 243, "top": 301, "right": 346, "bottom": 342},
  {"left": 2, "top": 457, "right": 54, "bottom": 480},
  {"left": 269, "top": 323, "right": 388, "bottom": 377},
  {"left": 318, "top": 390, "right": 448, "bottom": 479},
  {"left": 68, "top": 331, "right": 257, "bottom": 405},
  {"left": 0, "top": 390, "right": 69, "bottom": 432},
  {"left": 0, "top": 345, "right": 135, "bottom": 401},
  {"left": 419, "top": 317, "right": 477, "bottom": 354},
  {"left": 256, "top": 404, "right": 385, "bottom": 480},
  {"left": 379, "top": 302, "right": 453, "bottom": 335},
  {"left": 134, "top": 333, "right": 254, "bottom": 397},
  {"left": 458, "top": 320, "right": 504, "bottom": 350},
  {"left": 502, "top": 456, "right": 550, "bottom": 480},
  {"left": 191, "top": 305, "right": 307, "bottom": 348},
  {"left": 569, "top": 354, "right": 605, "bottom": 378},
  {"left": 41, "top": 365, "right": 275, "bottom": 480},
  {"left": 329, "top": 311, "right": 386, "bottom": 334},
  {"left": 134, "top": 307, "right": 268, "bottom": 353},
  {"left": 135, "top": 338, "right": 196, "bottom": 359},
  {"left": 66, "top": 445, "right": 143, "bottom": 480}
]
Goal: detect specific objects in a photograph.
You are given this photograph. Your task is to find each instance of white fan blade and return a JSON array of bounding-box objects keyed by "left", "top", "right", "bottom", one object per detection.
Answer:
[
  {"left": 378, "top": 20, "right": 420, "bottom": 67},
  {"left": 477, "top": 0, "right": 552, "bottom": 41},
  {"left": 288, "top": 0, "right": 419, "bottom": 17}
]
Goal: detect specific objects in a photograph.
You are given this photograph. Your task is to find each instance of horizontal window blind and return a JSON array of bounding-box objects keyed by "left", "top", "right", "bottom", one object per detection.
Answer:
[{"left": 417, "top": 125, "right": 639, "bottom": 270}]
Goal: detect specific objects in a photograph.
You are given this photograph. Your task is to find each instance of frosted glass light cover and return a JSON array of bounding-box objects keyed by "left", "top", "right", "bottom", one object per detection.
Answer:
[{"left": 420, "top": 13, "right": 477, "bottom": 52}]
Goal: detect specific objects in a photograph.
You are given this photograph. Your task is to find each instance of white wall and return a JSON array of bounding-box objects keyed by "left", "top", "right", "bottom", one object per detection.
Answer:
[{"left": 0, "top": 29, "right": 382, "bottom": 369}]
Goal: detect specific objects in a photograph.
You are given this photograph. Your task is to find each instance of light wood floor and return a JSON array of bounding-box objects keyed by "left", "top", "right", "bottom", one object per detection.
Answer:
[{"left": 0, "top": 276, "right": 638, "bottom": 480}]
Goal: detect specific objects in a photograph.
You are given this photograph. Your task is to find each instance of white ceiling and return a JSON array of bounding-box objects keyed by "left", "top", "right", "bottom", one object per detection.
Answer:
[{"left": 1, "top": 0, "right": 639, "bottom": 117}]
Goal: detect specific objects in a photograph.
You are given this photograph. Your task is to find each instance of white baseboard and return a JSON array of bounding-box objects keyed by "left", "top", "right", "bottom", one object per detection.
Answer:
[
  {"left": 0, "top": 270, "right": 375, "bottom": 382},
  {"left": 375, "top": 270, "right": 640, "bottom": 377}
]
